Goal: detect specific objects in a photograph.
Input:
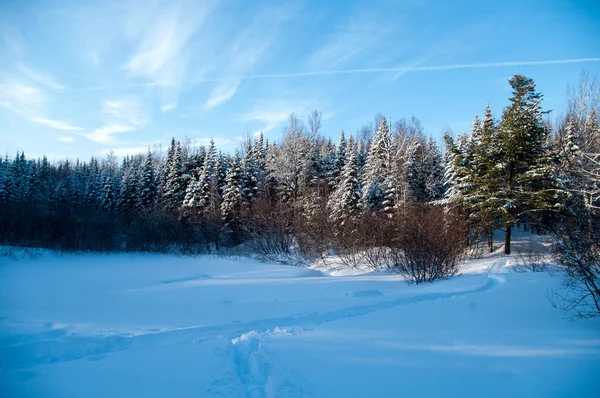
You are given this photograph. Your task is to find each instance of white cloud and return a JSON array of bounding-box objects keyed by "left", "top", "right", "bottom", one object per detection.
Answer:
[
  {"left": 0, "top": 81, "right": 85, "bottom": 133},
  {"left": 202, "top": 4, "right": 296, "bottom": 109},
  {"left": 0, "top": 81, "right": 47, "bottom": 116},
  {"left": 123, "top": 2, "right": 215, "bottom": 86},
  {"left": 58, "top": 136, "right": 75, "bottom": 143},
  {"left": 18, "top": 64, "right": 65, "bottom": 90},
  {"left": 161, "top": 101, "right": 178, "bottom": 112},
  {"left": 307, "top": 18, "right": 392, "bottom": 70},
  {"left": 102, "top": 97, "right": 149, "bottom": 126},
  {"left": 204, "top": 81, "right": 239, "bottom": 109},
  {"left": 84, "top": 125, "right": 135, "bottom": 143},
  {"left": 32, "top": 117, "right": 83, "bottom": 131}
]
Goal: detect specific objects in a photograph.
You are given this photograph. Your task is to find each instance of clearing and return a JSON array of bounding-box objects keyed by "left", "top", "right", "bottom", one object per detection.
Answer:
[{"left": 1, "top": 236, "right": 599, "bottom": 397}]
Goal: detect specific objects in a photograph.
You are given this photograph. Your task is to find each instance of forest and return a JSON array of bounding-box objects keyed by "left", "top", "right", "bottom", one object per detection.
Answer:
[{"left": 1, "top": 74, "right": 599, "bottom": 308}]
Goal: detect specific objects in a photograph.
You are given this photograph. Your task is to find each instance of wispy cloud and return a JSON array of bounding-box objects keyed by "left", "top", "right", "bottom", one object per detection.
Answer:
[
  {"left": 17, "top": 64, "right": 65, "bottom": 90},
  {"left": 55, "top": 57, "right": 600, "bottom": 93},
  {"left": 84, "top": 125, "right": 135, "bottom": 143},
  {"left": 58, "top": 136, "right": 75, "bottom": 143},
  {"left": 308, "top": 19, "right": 392, "bottom": 70},
  {"left": 31, "top": 117, "right": 83, "bottom": 131},
  {"left": 123, "top": 0, "right": 217, "bottom": 108},
  {"left": 102, "top": 97, "right": 149, "bottom": 126},
  {"left": 161, "top": 101, "right": 178, "bottom": 112},
  {"left": 81, "top": 96, "right": 150, "bottom": 143},
  {"left": 204, "top": 81, "right": 239, "bottom": 109},
  {"left": 0, "top": 78, "right": 85, "bottom": 134},
  {"left": 203, "top": 4, "right": 297, "bottom": 109},
  {"left": 0, "top": 81, "right": 47, "bottom": 116}
]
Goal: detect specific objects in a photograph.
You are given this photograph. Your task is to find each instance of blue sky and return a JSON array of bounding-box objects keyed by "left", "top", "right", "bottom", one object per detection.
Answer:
[{"left": 1, "top": 0, "right": 599, "bottom": 160}]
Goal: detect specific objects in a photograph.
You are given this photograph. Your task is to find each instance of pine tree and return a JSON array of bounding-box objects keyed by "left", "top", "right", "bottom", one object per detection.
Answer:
[
  {"left": 0, "top": 155, "right": 13, "bottom": 203},
  {"left": 215, "top": 151, "right": 229, "bottom": 196},
  {"left": 242, "top": 141, "right": 259, "bottom": 202},
  {"left": 137, "top": 149, "right": 157, "bottom": 210},
  {"left": 162, "top": 141, "right": 186, "bottom": 210},
  {"left": 221, "top": 152, "right": 244, "bottom": 243},
  {"left": 100, "top": 176, "right": 116, "bottom": 211},
  {"left": 329, "top": 145, "right": 362, "bottom": 224},
  {"left": 362, "top": 117, "right": 391, "bottom": 211},
  {"left": 118, "top": 159, "right": 140, "bottom": 212},
  {"left": 494, "top": 75, "right": 558, "bottom": 254},
  {"left": 443, "top": 134, "right": 468, "bottom": 204},
  {"left": 406, "top": 139, "right": 427, "bottom": 201},
  {"left": 188, "top": 140, "right": 219, "bottom": 214},
  {"left": 333, "top": 131, "right": 347, "bottom": 185},
  {"left": 466, "top": 105, "right": 501, "bottom": 250}
]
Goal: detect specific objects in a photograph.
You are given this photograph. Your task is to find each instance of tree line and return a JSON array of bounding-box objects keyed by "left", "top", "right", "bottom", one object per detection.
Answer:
[{"left": 1, "top": 74, "right": 599, "bottom": 306}]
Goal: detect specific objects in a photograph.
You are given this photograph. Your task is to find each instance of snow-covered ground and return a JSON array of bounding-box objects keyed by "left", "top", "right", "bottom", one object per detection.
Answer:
[{"left": 1, "top": 236, "right": 599, "bottom": 397}]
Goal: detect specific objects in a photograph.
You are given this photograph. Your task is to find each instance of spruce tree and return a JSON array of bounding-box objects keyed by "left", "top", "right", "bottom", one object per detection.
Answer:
[
  {"left": 162, "top": 141, "right": 186, "bottom": 210},
  {"left": 362, "top": 117, "right": 391, "bottom": 211},
  {"left": 495, "top": 75, "right": 558, "bottom": 254},
  {"left": 221, "top": 152, "right": 244, "bottom": 243},
  {"left": 137, "top": 149, "right": 157, "bottom": 210},
  {"left": 328, "top": 145, "right": 362, "bottom": 224}
]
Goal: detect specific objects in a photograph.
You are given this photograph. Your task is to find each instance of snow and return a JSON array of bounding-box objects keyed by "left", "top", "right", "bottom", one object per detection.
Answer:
[{"left": 1, "top": 242, "right": 599, "bottom": 397}]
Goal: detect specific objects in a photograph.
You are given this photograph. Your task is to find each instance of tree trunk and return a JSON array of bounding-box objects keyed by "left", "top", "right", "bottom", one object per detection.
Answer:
[
  {"left": 488, "top": 227, "right": 494, "bottom": 252},
  {"left": 504, "top": 224, "right": 512, "bottom": 255}
]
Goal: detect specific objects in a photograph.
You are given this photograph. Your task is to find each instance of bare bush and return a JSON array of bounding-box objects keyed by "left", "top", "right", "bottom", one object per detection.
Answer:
[
  {"left": 553, "top": 229, "right": 600, "bottom": 318},
  {"left": 241, "top": 198, "right": 296, "bottom": 262},
  {"left": 513, "top": 242, "right": 548, "bottom": 272},
  {"left": 388, "top": 205, "right": 468, "bottom": 284}
]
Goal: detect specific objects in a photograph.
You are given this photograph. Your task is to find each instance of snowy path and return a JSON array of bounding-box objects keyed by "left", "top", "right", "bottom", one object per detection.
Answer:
[{"left": 1, "top": 274, "right": 502, "bottom": 372}]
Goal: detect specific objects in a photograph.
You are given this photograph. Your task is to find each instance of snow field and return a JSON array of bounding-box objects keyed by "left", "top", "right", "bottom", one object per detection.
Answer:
[{"left": 1, "top": 246, "right": 599, "bottom": 397}]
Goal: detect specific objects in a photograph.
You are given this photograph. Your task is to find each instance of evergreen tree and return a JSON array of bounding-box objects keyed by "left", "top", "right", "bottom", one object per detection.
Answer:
[
  {"left": 162, "top": 141, "right": 186, "bottom": 210},
  {"left": 333, "top": 131, "right": 347, "bottom": 185},
  {"left": 118, "top": 160, "right": 140, "bottom": 212},
  {"left": 494, "top": 75, "right": 558, "bottom": 253},
  {"left": 362, "top": 117, "right": 391, "bottom": 211},
  {"left": 221, "top": 152, "right": 244, "bottom": 243},
  {"left": 100, "top": 176, "right": 116, "bottom": 211},
  {"left": 466, "top": 105, "right": 501, "bottom": 250},
  {"left": 424, "top": 138, "right": 445, "bottom": 201},
  {"left": 137, "top": 149, "right": 157, "bottom": 210},
  {"left": 0, "top": 155, "right": 13, "bottom": 203},
  {"left": 329, "top": 145, "right": 362, "bottom": 224},
  {"left": 191, "top": 140, "right": 219, "bottom": 214},
  {"left": 242, "top": 141, "right": 259, "bottom": 202}
]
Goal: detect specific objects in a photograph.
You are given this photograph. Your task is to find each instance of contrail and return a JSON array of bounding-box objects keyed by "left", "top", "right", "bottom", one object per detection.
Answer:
[{"left": 57, "top": 57, "right": 600, "bottom": 92}]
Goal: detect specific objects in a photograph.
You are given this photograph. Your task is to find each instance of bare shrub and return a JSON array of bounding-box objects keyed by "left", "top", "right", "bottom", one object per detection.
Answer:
[
  {"left": 388, "top": 204, "right": 468, "bottom": 284},
  {"left": 329, "top": 219, "right": 365, "bottom": 269},
  {"left": 357, "top": 213, "right": 394, "bottom": 270},
  {"left": 241, "top": 198, "right": 296, "bottom": 262},
  {"left": 513, "top": 241, "right": 548, "bottom": 272},
  {"left": 553, "top": 228, "right": 600, "bottom": 318}
]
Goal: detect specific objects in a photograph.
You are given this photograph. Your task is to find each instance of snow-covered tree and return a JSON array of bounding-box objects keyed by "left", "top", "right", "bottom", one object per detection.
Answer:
[
  {"left": 328, "top": 145, "right": 362, "bottom": 224},
  {"left": 362, "top": 117, "right": 391, "bottom": 211},
  {"left": 100, "top": 176, "right": 116, "bottom": 211},
  {"left": 162, "top": 139, "right": 186, "bottom": 210},
  {"left": 221, "top": 152, "right": 244, "bottom": 243},
  {"left": 137, "top": 149, "right": 157, "bottom": 210},
  {"left": 494, "top": 75, "right": 559, "bottom": 253}
]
